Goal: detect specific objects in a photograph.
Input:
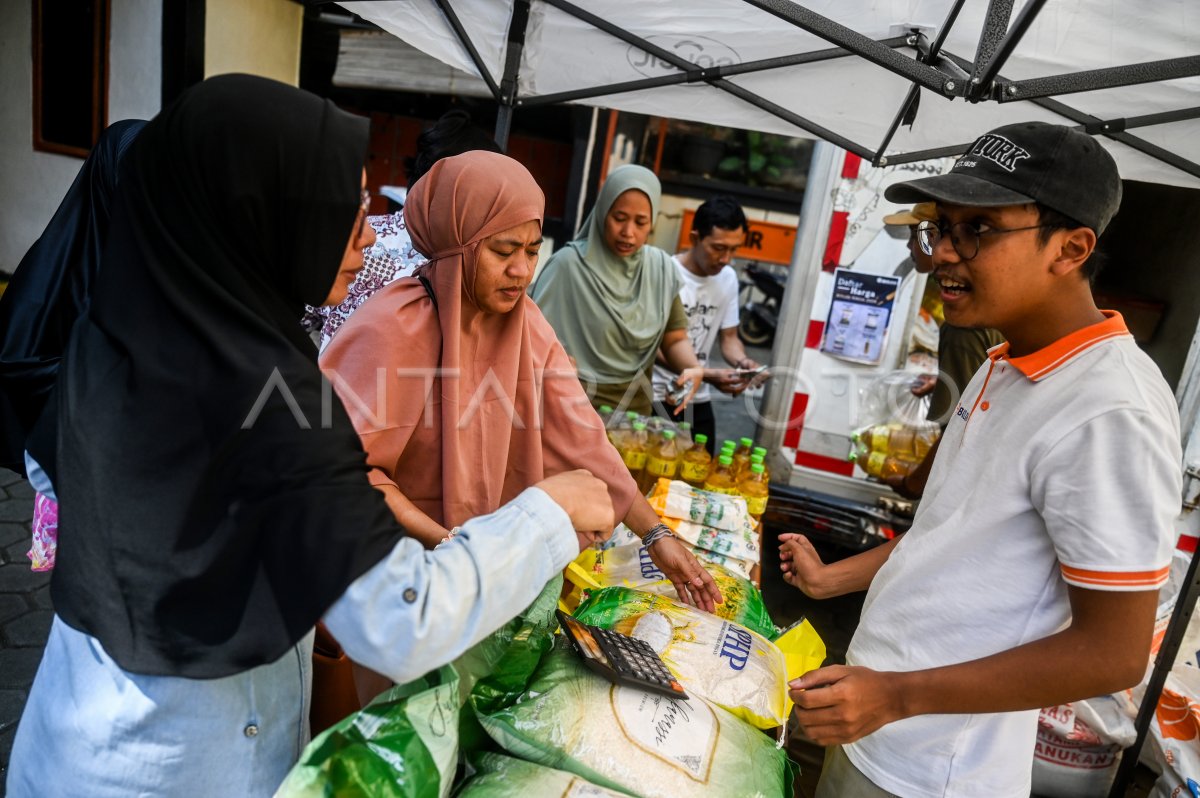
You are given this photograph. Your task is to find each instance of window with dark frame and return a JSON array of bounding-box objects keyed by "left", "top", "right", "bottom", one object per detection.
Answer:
[{"left": 32, "top": 0, "right": 110, "bottom": 158}]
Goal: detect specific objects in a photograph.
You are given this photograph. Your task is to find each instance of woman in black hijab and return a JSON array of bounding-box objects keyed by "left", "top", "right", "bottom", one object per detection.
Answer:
[
  {"left": 0, "top": 119, "right": 143, "bottom": 570},
  {"left": 0, "top": 118, "right": 144, "bottom": 475},
  {"left": 6, "top": 74, "right": 611, "bottom": 797}
]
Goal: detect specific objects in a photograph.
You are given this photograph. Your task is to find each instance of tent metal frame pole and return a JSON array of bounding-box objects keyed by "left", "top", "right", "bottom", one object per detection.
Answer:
[
  {"left": 940, "top": 51, "right": 1200, "bottom": 180},
  {"left": 517, "top": 41, "right": 908, "bottom": 108},
  {"left": 430, "top": 0, "right": 501, "bottom": 101},
  {"left": 493, "top": 0, "right": 531, "bottom": 151},
  {"left": 998, "top": 56, "right": 1200, "bottom": 103},
  {"left": 737, "top": 0, "right": 951, "bottom": 95},
  {"left": 964, "top": 0, "right": 1015, "bottom": 101},
  {"left": 880, "top": 102, "right": 1200, "bottom": 179},
  {"left": 874, "top": 0, "right": 968, "bottom": 162},
  {"left": 541, "top": 0, "right": 873, "bottom": 155},
  {"left": 1032, "top": 97, "right": 1200, "bottom": 180},
  {"left": 968, "top": 0, "right": 1049, "bottom": 98},
  {"left": 1108, "top": 539, "right": 1200, "bottom": 797}
]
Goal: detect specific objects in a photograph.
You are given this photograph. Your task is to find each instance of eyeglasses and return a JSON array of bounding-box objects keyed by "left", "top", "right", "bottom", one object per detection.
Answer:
[
  {"left": 916, "top": 219, "right": 1050, "bottom": 260},
  {"left": 351, "top": 188, "right": 371, "bottom": 240}
]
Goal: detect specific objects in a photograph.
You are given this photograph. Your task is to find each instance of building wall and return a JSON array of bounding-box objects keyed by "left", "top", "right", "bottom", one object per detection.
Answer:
[
  {"left": 0, "top": 0, "right": 162, "bottom": 273},
  {"left": 205, "top": 0, "right": 302, "bottom": 86}
]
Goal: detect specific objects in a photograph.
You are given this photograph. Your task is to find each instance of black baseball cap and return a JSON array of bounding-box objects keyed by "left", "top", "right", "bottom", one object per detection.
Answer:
[{"left": 885, "top": 121, "right": 1122, "bottom": 234}]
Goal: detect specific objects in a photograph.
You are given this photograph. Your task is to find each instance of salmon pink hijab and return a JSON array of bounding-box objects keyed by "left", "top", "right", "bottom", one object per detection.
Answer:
[{"left": 322, "top": 151, "right": 637, "bottom": 528}]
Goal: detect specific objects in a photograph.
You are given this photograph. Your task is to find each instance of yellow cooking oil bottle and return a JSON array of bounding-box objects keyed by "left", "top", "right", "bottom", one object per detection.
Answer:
[
  {"left": 731, "top": 437, "right": 754, "bottom": 476},
  {"left": 748, "top": 451, "right": 770, "bottom": 482},
  {"left": 849, "top": 449, "right": 917, "bottom": 481},
  {"left": 679, "top": 433, "right": 712, "bottom": 487},
  {"left": 621, "top": 421, "right": 649, "bottom": 486},
  {"left": 642, "top": 428, "right": 680, "bottom": 494},
  {"left": 703, "top": 454, "right": 740, "bottom": 495},
  {"left": 738, "top": 462, "right": 770, "bottom": 521},
  {"left": 609, "top": 410, "right": 640, "bottom": 449}
]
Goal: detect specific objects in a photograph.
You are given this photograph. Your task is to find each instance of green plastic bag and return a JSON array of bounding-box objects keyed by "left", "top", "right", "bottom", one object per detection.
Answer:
[
  {"left": 277, "top": 665, "right": 460, "bottom": 798},
  {"left": 456, "top": 575, "right": 563, "bottom": 715},
  {"left": 277, "top": 577, "right": 565, "bottom": 798},
  {"left": 475, "top": 643, "right": 793, "bottom": 798},
  {"left": 457, "top": 752, "right": 633, "bottom": 797}
]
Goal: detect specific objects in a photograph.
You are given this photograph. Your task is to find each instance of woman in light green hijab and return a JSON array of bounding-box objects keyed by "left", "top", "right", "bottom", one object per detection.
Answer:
[{"left": 531, "top": 165, "right": 703, "bottom": 415}]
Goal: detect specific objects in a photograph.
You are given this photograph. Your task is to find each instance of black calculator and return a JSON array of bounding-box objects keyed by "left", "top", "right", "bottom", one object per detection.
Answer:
[{"left": 556, "top": 610, "right": 689, "bottom": 700}]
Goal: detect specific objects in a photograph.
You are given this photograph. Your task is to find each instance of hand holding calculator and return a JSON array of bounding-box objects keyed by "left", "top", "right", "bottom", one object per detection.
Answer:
[{"left": 557, "top": 610, "right": 688, "bottom": 700}]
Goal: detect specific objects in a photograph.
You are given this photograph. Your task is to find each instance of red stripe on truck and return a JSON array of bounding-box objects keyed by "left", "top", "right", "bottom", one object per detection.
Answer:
[
  {"left": 794, "top": 450, "right": 856, "bottom": 477},
  {"left": 805, "top": 320, "right": 824, "bottom": 349},
  {"left": 782, "top": 393, "right": 809, "bottom": 449},
  {"left": 822, "top": 211, "right": 847, "bottom": 272},
  {"left": 841, "top": 153, "right": 862, "bottom": 178}
]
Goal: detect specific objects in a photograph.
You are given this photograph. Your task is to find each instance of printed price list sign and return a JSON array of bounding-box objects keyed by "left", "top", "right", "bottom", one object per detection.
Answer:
[{"left": 820, "top": 268, "right": 901, "bottom": 365}]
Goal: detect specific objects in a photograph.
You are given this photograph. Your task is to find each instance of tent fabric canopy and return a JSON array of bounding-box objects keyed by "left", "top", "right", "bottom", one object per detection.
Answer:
[{"left": 336, "top": 0, "right": 1200, "bottom": 189}]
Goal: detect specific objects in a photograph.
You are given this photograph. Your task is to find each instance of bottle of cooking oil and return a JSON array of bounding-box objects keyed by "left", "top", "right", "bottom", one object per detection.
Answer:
[
  {"left": 679, "top": 433, "right": 712, "bottom": 488},
  {"left": 748, "top": 451, "right": 770, "bottom": 482},
  {"left": 642, "top": 429, "right": 680, "bottom": 494},
  {"left": 853, "top": 423, "right": 921, "bottom": 458},
  {"left": 621, "top": 421, "right": 649, "bottom": 486},
  {"left": 609, "top": 410, "right": 640, "bottom": 449},
  {"left": 703, "top": 454, "right": 740, "bottom": 495},
  {"left": 597, "top": 404, "right": 614, "bottom": 431},
  {"left": 675, "top": 421, "right": 693, "bottom": 450},
  {"left": 849, "top": 449, "right": 917, "bottom": 481},
  {"left": 738, "top": 463, "right": 770, "bottom": 521},
  {"left": 913, "top": 424, "right": 940, "bottom": 459},
  {"left": 731, "top": 437, "right": 754, "bottom": 478}
]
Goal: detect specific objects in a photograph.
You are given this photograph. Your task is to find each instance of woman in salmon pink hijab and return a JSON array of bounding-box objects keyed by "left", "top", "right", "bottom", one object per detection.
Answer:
[{"left": 322, "top": 152, "right": 721, "bottom": 617}]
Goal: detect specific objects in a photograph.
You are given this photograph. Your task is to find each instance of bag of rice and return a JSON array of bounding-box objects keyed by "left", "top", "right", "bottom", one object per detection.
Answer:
[
  {"left": 278, "top": 579, "right": 564, "bottom": 798},
  {"left": 457, "top": 752, "right": 633, "bottom": 797},
  {"left": 474, "top": 643, "right": 794, "bottom": 798},
  {"left": 648, "top": 479, "right": 750, "bottom": 531},
  {"left": 277, "top": 665, "right": 460, "bottom": 798},
  {"left": 564, "top": 543, "right": 776, "bottom": 639},
  {"left": 573, "top": 587, "right": 825, "bottom": 730}
]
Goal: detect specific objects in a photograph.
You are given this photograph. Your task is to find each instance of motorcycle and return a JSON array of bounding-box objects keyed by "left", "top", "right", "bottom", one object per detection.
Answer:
[{"left": 738, "top": 262, "right": 786, "bottom": 348}]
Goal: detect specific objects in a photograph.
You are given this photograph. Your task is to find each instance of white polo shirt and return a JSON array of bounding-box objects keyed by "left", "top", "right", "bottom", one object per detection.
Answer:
[
  {"left": 845, "top": 311, "right": 1182, "bottom": 797},
  {"left": 651, "top": 257, "right": 740, "bottom": 404}
]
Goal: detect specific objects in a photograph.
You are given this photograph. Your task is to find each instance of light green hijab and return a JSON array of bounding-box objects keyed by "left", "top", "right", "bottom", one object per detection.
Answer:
[{"left": 530, "top": 164, "right": 681, "bottom": 383}]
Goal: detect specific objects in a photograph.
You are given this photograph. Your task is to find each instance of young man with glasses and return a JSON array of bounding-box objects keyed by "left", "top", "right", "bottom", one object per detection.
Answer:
[
  {"left": 880, "top": 202, "right": 1004, "bottom": 498},
  {"left": 780, "top": 122, "right": 1182, "bottom": 796}
]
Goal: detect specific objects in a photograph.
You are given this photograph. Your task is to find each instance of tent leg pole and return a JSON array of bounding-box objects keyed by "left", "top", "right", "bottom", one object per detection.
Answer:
[
  {"left": 1108, "top": 531, "right": 1200, "bottom": 797},
  {"left": 494, "top": 105, "right": 514, "bottom": 153},
  {"left": 494, "top": 0, "right": 531, "bottom": 153}
]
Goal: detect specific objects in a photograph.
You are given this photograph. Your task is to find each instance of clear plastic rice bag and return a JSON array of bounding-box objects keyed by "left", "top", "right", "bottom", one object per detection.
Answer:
[
  {"left": 457, "top": 752, "right": 632, "bottom": 797},
  {"left": 573, "top": 587, "right": 825, "bottom": 731},
  {"left": 474, "top": 643, "right": 795, "bottom": 798}
]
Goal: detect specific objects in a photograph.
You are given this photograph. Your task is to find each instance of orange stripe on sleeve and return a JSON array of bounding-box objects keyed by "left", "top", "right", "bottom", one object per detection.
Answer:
[{"left": 1060, "top": 563, "right": 1169, "bottom": 589}]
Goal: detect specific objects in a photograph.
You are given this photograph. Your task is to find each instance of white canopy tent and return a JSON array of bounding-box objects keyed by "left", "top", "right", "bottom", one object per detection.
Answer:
[
  {"left": 316, "top": 3, "right": 1199, "bottom": 793},
  {"left": 332, "top": 0, "right": 1200, "bottom": 188}
]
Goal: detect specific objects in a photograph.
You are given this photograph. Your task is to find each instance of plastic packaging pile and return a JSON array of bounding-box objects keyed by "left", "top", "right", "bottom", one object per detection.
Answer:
[{"left": 277, "top": 479, "right": 827, "bottom": 798}]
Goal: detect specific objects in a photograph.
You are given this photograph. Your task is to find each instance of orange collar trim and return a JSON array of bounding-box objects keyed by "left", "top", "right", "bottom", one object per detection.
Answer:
[{"left": 990, "top": 311, "right": 1130, "bottom": 381}]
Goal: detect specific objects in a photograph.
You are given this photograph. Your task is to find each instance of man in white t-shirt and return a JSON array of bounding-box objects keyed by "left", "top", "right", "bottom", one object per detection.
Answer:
[
  {"left": 652, "top": 196, "right": 769, "bottom": 453},
  {"left": 779, "top": 122, "right": 1182, "bottom": 797}
]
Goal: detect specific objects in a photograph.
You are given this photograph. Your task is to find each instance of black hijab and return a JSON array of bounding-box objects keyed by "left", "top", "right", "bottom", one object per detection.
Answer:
[
  {"left": 0, "top": 120, "right": 144, "bottom": 475},
  {"left": 51, "top": 74, "right": 407, "bottom": 678}
]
